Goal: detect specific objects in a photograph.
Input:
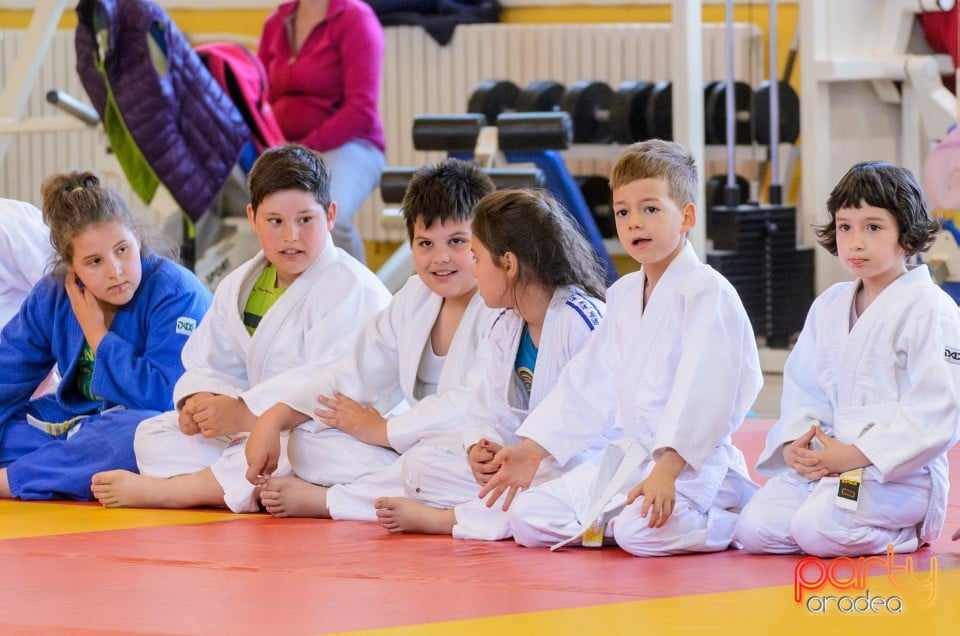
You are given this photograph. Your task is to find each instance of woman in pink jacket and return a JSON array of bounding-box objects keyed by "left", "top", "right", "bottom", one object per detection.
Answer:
[{"left": 259, "top": 0, "right": 386, "bottom": 265}]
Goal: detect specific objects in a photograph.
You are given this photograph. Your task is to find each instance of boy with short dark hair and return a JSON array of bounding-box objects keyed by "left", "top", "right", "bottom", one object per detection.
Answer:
[
  {"left": 242, "top": 158, "right": 497, "bottom": 520},
  {"left": 91, "top": 144, "right": 392, "bottom": 511}
]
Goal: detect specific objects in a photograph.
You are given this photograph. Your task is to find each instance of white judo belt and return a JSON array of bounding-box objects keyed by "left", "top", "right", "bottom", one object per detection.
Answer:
[{"left": 551, "top": 437, "right": 650, "bottom": 551}]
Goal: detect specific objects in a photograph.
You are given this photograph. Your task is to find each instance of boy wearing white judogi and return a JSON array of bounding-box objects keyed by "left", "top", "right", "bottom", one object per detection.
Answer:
[
  {"left": 737, "top": 161, "right": 960, "bottom": 557},
  {"left": 482, "top": 140, "right": 762, "bottom": 556},
  {"left": 373, "top": 189, "right": 607, "bottom": 541},
  {"left": 240, "top": 159, "right": 497, "bottom": 519},
  {"left": 91, "top": 145, "right": 391, "bottom": 512}
]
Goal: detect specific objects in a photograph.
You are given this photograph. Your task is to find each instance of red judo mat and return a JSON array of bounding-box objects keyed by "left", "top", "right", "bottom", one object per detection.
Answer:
[{"left": 0, "top": 419, "right": 958, "bottom": 635}]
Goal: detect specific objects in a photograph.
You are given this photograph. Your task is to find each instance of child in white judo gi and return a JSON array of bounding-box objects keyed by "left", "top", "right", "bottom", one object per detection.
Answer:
[
  {"left": 480, "top": 140, "right": 762, "bottom": 556},
  {"left": 1, "top": 171, "right": 211, "bottom": 501},
  {"left": 240, "top": 159, "right": 496, "bottom": 519},
  {"left": 372, "top": 189, "right": 608, "bottom": 540},
  {"left": 736, "top": 161, "right": 960, "bottom": 557},
  {"left": 0, "top": 198, "right": 51, "bottom": 328},
  {"left": 90, "top": 144, "right": 391, "bottom": 511}
]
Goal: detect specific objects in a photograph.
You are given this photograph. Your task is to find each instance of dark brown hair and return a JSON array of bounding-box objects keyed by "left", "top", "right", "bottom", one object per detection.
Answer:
[
  {"left": 816, "top": 161, "right": 940, "bottom": 256},
  {"left": 401, "top": 159, "right": 495, "bottom": 242},
  {"left": 247, "top": 144, "right": 331, "bottom": 213},
  {"left": 472, "top": 189, "right": 607, "bottom": 300}
]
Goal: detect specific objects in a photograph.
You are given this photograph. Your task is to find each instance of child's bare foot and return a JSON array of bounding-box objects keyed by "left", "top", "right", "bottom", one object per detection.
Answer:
[
  {"left": 91, "top": 470, "right": 173, "bottom": 508},
  {"left": 259, "top": 476, "right": 329, "bottom": 518},
  {"left": 374, "top": 497, "right": 456, "bottom": 535}
]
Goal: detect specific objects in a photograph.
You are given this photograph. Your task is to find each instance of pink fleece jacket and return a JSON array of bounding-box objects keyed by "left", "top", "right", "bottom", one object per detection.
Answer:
[{"left": 259, "top": 0, "right": 386, "bottom": 153}]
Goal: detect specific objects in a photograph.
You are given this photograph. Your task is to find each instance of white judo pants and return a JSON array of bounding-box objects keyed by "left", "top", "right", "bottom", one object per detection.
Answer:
[
  {"left": 288, "top": 420, "right": 399, "bottom": 491},
  {"left": 134, "top": 411, "right": 293, "bottom": 513},
  {"left": 399, "top": 441, "right": 513, "bottom": 541},
  {"left": 509, "top": 460, "right": 742, "bottom": 557},
  {"left": 735, "top": 470, "right": 928, "bottom": 557},
  {"left": 325, "top": 458, "right": 404, "bottom": 522}
]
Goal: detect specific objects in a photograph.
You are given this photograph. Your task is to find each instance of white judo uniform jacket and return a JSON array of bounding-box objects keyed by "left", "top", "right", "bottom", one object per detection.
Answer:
[
  {"left": 0, "top": 198, "right": 51, "bottom": 328},
  {"left": 402, "top": 285, "right": 604, "bottom": 541},
  {"left": 461, "top": 286, "right": 605, "bottom": 451},
  {"left": 243, "top": 275, "right": 496, "bottom": 452},
  {"left": 244, "top": 275, "right": 498, "bottom": 520},
  {"left": 755, "top": 266, "right": 960, "bottom": 544},
  {"left": 515, "top": 242, "right": 762, "bottom": 519},
  {"left": 135, "top": 237, "right": 391, "bottom": 512}
]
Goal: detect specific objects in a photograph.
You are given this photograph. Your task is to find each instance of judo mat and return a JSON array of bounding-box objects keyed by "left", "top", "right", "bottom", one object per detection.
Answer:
[{"left": 1, "top": 419, "right": 958, "bottom": 634}]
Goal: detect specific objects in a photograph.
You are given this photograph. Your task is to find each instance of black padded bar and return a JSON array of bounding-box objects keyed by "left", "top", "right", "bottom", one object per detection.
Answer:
[
  {"left": 412, "top": 114, "right": 486, "bottom": 152},
  {"left": 496, "top": 112, "right": 573, "bottom": 152}
]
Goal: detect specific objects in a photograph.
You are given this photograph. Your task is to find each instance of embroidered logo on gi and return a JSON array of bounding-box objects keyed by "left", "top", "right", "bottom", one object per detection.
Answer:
[
  {"left": 176, "top": 316, "right": 197, "bottom": 335},
  {"left": 945, "top": 346, "right": 960, "bottom": 365},
  {"left": 225, "top": 435, "right": 248, "bottom": 449}
]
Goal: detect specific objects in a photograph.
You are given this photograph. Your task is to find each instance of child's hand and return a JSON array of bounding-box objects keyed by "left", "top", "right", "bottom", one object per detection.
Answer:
[
  {"left": 244, "top": 420, "right": 282, "bottom": 485},
  {"left": 783, "top": 425, "right": 826, "bottom": 480},
  {"left": 477, "top": 438, "right": 550, "bottom": 511},
  {"left": 804, "top": 427, "right": 870, "bottom": 476},
  {"left": 468, "top": 438, "right": 502, "bottom": 486},
  {"left": 191, "top": 395, "right": 256, "bottom": 438},
  {"left": 178, "top": 392, "right": 216, "bottom": 435},
  {"left": 64, "top": 266, "right": 111, "bottom": 351},
  {"left": 626, "top": 449, "right": 684, "bottom": 528},
  {"left": 314, "top": 391, "right": 389, "bottom": 447}
]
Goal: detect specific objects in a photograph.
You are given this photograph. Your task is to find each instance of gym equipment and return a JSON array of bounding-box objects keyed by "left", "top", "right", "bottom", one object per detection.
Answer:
[
  {"left": 410, "top": 112, "right": 618, "bottom": 284},
  {"left": 577, "top": 175, "right": 616, "bottom": 239},
  {"left": 704, "top": 80, "right": 754, "bottom": 145},
  {"left": 515, "top": 79, "right": 566, "bottom": 112},
  {"left": 380, "top": 166, "right": 546, "bottom": 205},
  {"left": 610, "top": 81, "right": 655, "bottom": 144},
  {"left": 752, "top": 24, "right": 800, "bottom": 145},
  {"left": 412, "top": 113, "right": 486, "bottom": 152},
  {"left": 467, "top": 80, "right": 520, "bottom": 125},
  {"left": 560, "top": 81, "right": 614, "bottom": 143},
  {"left": 646, "top": 81, "right": 674, "bottom": 140},
  {"left": 705, "top": 0, "right": 814, "bottom": 348}
]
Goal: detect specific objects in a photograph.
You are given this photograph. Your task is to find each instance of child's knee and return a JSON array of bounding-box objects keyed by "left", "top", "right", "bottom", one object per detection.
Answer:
[
  {"left": 735, "top": 501, "right": 781, "bottom": 554},
  {"left": 508, "top": 490, "right": 560, "bottom": 548}
]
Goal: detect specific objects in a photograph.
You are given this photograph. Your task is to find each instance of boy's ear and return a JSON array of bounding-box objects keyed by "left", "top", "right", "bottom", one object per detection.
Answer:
[
  {"left": 325, "top": 201, "right": 338, "bottom": 230},
  {"left": 246, "top": 203, "right": 256, "bottom": 230},
  {"left": 680, "top": 202, "right": 697, "bottom": 233}
]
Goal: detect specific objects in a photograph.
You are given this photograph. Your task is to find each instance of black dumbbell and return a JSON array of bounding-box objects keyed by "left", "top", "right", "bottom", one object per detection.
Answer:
[
  {"left": 752, "top": 81, "right": 800, "bottom": 145},
  {"left": 467, "top": 80, "right": 521, "bottom": 126},
  {"left": 562, "top": 80, "right": 664, "bottom": 144},
  {"left": 610, "top": 81, "right": 655, "bottom": 144},
  {"left": 496, "top": 112, "right": 574, "bottom": 152},
  {"left": 411, "top": 114, "right": 486, "bottom": 152},
  {"left": 705, "top": 80, "right": 754, "bottom": 145},
  {"left": 515, "top": 80, "right": 566, "bottom": 112},
  {"left": 560, "top": 81, "right": 615, "bottom": 143},
  {"left": 645, "top": 81, "right": 673, "bottom": 141}
]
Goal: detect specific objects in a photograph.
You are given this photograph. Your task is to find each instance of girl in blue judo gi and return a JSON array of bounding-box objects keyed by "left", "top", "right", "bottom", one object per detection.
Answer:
[{"left": 0, "top": 171, "right": 211, "bottom": 501}]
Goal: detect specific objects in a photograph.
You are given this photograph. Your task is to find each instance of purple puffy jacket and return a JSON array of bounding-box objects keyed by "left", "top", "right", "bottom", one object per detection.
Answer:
[{"left": 75, "top": 0, "right": 248, "bottom": 220}]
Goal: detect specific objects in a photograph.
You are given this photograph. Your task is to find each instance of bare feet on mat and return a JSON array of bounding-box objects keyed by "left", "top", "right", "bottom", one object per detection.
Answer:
[
  {"left": 91, "top": 470, "right": 169, "bottom": 508},
  {"left": 259, "top": 476, "right": 329, "bottom": 518},
  {"left": 373, "top": 497, "right": 456, "bottom": 535}
]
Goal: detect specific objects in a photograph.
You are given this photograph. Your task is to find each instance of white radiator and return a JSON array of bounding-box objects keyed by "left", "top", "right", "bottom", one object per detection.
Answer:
[
  {"left": 0, "top": 23, "right": 762, "bottom": 242},
  {"left": 371, "top": 22, "right": 762, "bottom": 242}
]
